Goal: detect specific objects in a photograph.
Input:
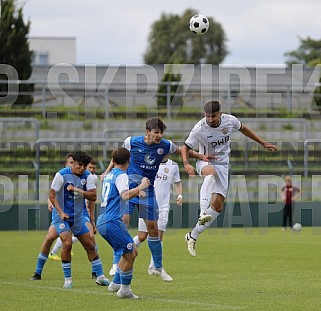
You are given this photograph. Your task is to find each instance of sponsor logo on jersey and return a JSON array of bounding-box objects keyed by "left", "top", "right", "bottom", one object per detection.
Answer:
[
  {"left": 144, "top": 154, "right": 156, "bottom": 165},
  {"left": 210, "top": 136, "right": 230, "bottom": 147}
]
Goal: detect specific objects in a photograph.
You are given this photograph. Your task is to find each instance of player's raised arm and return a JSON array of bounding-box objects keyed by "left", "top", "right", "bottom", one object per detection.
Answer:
[
  {"left": 239, "top": 124, "right": 278, "bottom": 152},
  {"left": 100, "top": 159, "right": 114, "bottom": 180}
]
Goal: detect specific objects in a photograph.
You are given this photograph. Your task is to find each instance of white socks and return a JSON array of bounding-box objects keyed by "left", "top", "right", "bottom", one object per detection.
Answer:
[
  {"left": 51, "top": 236, "right": 79, "bottom": 255},
  {"left": 51, "top": 237, "right": 63, "bottom": 255},
  {"left": 133, "top": 235, "right": 141, "bottom": 247},
  {"left": 200, "top": 175, "right": 216, "bottom": 214},
  {"left": 191, "top": 207, "right": 220, "bottom": 240}
]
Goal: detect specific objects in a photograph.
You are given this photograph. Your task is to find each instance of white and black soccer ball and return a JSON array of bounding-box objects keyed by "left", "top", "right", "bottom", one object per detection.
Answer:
[
  {"left": 292, "top": 223, "right": 302, "bottom": 231},
  {"left": 189, "top": 14, "right": 209, "bottom": 35}
]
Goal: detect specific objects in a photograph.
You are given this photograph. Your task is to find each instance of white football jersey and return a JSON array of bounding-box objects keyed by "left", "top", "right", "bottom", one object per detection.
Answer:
[
  {"left": 92, "top": 173, "right": 98, "bottom": 185},
  {"left": 154, "top": 159, "right": 181, "bottom": 208},
  {"left": 185, "top": 114, "right": 241, "bottom": 165}
]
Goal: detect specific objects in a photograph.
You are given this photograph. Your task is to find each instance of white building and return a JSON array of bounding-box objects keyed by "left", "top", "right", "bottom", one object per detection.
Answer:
[{"left": 28, "top": 36, "right": 76, "bottom": 65}]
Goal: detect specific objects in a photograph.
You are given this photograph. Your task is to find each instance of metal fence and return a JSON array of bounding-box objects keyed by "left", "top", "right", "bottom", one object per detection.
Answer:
[{"left": 1, "top": 79, "right": 320, "bottom": 119}]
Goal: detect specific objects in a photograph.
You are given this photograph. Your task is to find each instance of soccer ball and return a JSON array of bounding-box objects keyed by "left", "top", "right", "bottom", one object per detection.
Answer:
[
  {"left": 189, "top": 14, "right": 209, "bottom": 35},
  {"left": 292, "top": 223, "right": 302, "bottom": 231}
]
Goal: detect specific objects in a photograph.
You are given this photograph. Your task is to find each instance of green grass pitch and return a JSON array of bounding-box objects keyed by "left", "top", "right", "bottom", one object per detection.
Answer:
[{"left": 1, "top": 228, "right": 321, "bottom": 311}]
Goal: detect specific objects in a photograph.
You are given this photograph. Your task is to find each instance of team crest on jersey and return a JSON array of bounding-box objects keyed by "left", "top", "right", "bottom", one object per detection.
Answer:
[
  {"left": 144, "top": 154, "right": 156, "bottom": 165},
  {"left": 164, "top": 168, "right": 169, "bottom": 173},
  {"left": 127, "top": 243, "right": 133, "bottom": 250},
  {"left": 59, "top": 223, "right": 65, "bottom": 230},
  {"left": 157, "top": 148, "right": 164, "bottom": 155},
  {"left": 222, "top": 127, "right": 228, "bottom": 134},
  {"left": 81, "top": 179, "right": 86, "bottom": 185}
]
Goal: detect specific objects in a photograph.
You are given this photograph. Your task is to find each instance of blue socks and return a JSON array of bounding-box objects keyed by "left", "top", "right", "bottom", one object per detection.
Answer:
[
  {"left": 147, "top": 236, "right": 162, "bottom": 269},
  {"left": 35, "top": 253, "right": 48, "bottom": 275},
  {"left": 113, "top": 266, "right": 133, "bottom": 285},
  {"left": 62, "top": 261, "right": 71, "bottom": 278},
  {"left": 113, "top": 267, "right": 121, "bottom": 284},
  {"left": 91, "top": 257, "right": 104, "bottom": 278}
]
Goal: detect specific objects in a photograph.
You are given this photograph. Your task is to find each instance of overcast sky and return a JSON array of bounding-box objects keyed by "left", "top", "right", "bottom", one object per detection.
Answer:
[{"left": 23, "top": 0, "right": 321, "bottom": 66}]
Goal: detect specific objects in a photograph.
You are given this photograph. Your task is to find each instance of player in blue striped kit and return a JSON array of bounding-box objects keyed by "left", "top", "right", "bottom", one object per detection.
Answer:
[
  {"left": 32, "top": 151, "right": 110, "bottom": 288},
  {"left": 97, "top": 147, "right": 150, "bottom": 299},
  {"left": 104, "top": 117, "right": 179, "bottom": 281}
]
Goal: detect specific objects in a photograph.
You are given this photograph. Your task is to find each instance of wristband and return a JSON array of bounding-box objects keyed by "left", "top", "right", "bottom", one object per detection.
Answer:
[{"left": 177, "top": 195, "right": 183, "bottom": 200}]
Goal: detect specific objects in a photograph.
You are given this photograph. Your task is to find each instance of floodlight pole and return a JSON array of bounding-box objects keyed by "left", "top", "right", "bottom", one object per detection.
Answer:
[{"left": 0, "top": 0, "right": 4, "bottom": 20}]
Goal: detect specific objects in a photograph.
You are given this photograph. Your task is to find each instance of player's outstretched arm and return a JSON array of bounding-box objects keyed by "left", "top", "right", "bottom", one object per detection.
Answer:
[
  {"left": 121, "top": 177, "right": 150, "bottom": 201},
  {"left": 240, "top": 124, "right": 278, "bottom": 152}
]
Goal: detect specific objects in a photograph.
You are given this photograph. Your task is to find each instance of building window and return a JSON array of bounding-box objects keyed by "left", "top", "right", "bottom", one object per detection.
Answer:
[
  {"left": 31, "top": 53, "right": 36, "bottom": 65},
  {"left": 31, "top": 51, "right": 49, "bottom": 65},
  {"left": 38, "top": 53, "right": 49, "bottom": 65}
]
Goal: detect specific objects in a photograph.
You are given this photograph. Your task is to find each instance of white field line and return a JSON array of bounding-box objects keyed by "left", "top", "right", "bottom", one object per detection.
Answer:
[{"left": 0, "top": 280, "right": 245, "bottom": 310}]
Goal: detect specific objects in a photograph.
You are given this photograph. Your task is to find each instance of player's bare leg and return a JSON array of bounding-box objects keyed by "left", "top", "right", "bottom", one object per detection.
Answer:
[{"left": 77, "top": 232, "right": 110, "bottom": 286}]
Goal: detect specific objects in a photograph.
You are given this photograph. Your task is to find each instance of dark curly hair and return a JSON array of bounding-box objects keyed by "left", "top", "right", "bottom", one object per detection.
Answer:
[{"left": 72, "top": 151, "right": 92, "bottom": 167}]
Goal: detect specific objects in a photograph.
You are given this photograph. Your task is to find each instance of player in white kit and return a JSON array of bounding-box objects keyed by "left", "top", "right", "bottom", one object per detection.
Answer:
[
  {"left": 181, "top": 100, "right": 278, "bottom": 256},
  {"left": 133, "top": 157, "right": 183, "bottom": 280}
]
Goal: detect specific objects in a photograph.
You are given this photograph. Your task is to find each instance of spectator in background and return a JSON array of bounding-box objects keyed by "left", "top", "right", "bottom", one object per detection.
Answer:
[{"left": 281, "top": 175, "right": 301, "bottom": 231}]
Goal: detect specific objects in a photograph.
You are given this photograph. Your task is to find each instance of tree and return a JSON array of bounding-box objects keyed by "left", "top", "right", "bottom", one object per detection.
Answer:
[
  {"left": 285, "top": 37, "right": 321, "bottom": 65},
  {"left": 285, "top": 37, "right": 321, "bottom": 109},
  {"left": 0, "top": 0, "right": 33, "bottom": 107},
  {"left": 144, "top": 8, "right": 228, "bottom": 64}
]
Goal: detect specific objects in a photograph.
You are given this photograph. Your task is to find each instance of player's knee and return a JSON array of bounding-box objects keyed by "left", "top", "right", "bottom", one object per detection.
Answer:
[
  {"left": 138, "top": 232, "right": 148, "bottom": 242},
  {"left": 201, "top": 165, "right": 216, "bottom": 176},
  {"left": 63, "top": 240, "right": 72, "bottom": 250},
  {"left": 210, "top": 202, "right": 223, "bottom": 213},
  {"left": 45, "top": 235, "right": 56, "bottom": 244},
  {"left": 125, "top": 250, "right": 137, "bottom": 263},
  {"left": 148, "top": 227, "right": 158, "bottom": 237}
]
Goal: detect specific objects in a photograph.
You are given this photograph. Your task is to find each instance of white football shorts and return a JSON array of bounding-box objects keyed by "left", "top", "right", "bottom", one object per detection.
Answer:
[{"left": 196, "top": 160, "right": 229, "bottom": 198}]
